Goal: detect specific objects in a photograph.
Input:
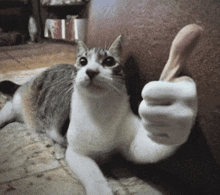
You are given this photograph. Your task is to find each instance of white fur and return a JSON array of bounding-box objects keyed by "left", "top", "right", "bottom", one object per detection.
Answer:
[
  {"left": 65, "top": 67, "right": 179, "bottom": 195},
  {"left": 0, "top": 101, "right": 15, "bottom": 127},
  {"left": 0, "top": 91, "right": 24, "bottom": 127}
]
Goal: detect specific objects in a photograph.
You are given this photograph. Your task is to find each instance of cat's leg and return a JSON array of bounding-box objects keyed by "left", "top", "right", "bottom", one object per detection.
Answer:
[
  {"left": 125, "top": 125, "right": 179, "bottom": 164},
  {"left": 46, "top": 128, "right": 67, "bottom": 159},
  {"left": 0, "top": 81, "right": 21, "bottom": 128},
  {"left": 125, "top": 79, "right": 197, "bottom": 164},
  {"left": 45, "top": 116, "right": 69, "bottom": 147},
  {"left": 65, "top": 146, "right": 113, "bottom": 195},
  {"left": 0, "top": 101, "right": 16, "bottom": 128},
  {"left": 46, "top": 128, "right": 67, "bottom": 146},
  {"left": 0, "top": 92, "right": 25, "bottom": 129}
]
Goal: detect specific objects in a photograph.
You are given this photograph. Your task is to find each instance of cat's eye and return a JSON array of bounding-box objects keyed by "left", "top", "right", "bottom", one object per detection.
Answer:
[
  {"left": 103, "top": 57, "right": 116, "bottom": 67},
  {"left": 79, "top": 57, "right": 88, "bottom": 66}
]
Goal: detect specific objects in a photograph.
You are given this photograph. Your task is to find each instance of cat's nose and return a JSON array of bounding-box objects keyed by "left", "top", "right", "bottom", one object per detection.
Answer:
[{"left": 86, "top": 69, "right": 99, "bottom": 80}]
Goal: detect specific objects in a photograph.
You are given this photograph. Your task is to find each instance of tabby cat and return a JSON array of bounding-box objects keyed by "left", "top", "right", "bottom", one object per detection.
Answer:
[{"left": 0, "top": 36, "right": 193, "bottom": 195}]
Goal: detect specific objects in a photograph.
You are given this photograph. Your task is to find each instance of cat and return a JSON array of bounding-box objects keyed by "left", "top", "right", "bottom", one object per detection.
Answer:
[{"left": 0, "top": 36, "right": 180, "bottom": 195}]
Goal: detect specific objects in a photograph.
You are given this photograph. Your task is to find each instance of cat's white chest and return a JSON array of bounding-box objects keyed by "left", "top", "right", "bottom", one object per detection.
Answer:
[
  {"left": 67, "top": 88, "right": 133, "bottom": 157},
  {"left": 68, "top": 118, "right": 117, "bottom": 155}
]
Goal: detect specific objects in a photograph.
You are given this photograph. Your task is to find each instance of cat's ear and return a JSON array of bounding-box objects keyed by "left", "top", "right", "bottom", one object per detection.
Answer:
[
  {"left": 109, "top": 35, "right": 122, "bottom": 57},
  {"left": 77, "top": 40, "right": 88, "bottom": 55}
]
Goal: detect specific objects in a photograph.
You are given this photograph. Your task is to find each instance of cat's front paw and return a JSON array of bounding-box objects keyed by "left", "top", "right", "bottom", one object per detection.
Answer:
[{"left": 139, "top": 78, "right": 197, "bottom": 145}]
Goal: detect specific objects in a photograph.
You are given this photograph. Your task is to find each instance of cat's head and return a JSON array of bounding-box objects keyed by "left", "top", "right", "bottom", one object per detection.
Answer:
[{"left": 74, "top": 36, "right": 126, "bottom": 97}]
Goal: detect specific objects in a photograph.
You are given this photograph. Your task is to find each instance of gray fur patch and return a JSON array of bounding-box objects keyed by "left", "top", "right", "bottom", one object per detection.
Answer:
[{"left": 28, "top": 64, "right": 76, "bottom": 135}]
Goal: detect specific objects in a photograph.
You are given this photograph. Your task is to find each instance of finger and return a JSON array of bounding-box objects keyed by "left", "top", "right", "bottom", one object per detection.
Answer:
[
  {"left": 172, "top": 77, "right": 197, "bottom": 109},
  {"left": 159, "top": 24, "right": 203, "bottom": 82},
  {"left": 139, "top": 102, "right": 170, "bottom": 122},
  {"left": 148, "top": 134, "right": 171, "bottom": 145},
  {"left": 141, "top": 120, "right": 171, "bottom": 134},
  {"left": 138, "top": 100, "right": 176, "bottom": 126},
  {"left": 141, "top": 115, "right": 193, "bottom": 145},
  {"left": 141, "top": 81, "right": 180, "bottom": 101},
  {"left": 148, "top": 133, "right": 182, "bottom": 145},
  {"left": 141, "top": 79, "right": 196, "bottom": 104},
  {"left": 141, "top": 120, "right": 180, "bottom": 145},
  {"left": 139, "top": 100, "right": 194, "bottom": 124}
]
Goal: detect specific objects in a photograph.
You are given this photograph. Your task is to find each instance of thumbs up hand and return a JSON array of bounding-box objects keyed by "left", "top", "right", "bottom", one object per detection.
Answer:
[{"left": 138, "top": 78, "right": 197, "bottom": 145}]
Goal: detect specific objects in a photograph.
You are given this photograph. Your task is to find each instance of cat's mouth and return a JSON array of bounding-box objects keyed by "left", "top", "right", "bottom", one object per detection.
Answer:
[
  {"left": 86, "top": 82, "right": 106, "bottom": 91},
  {"left": 77, "top": 77, "right": 112, "bottom": 96},
  {"left": 80, "top": 77, "right": 105, "bottom": 89}
]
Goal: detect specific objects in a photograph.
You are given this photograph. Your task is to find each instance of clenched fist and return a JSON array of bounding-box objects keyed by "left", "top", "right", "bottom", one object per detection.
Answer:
[{"left": 138, "top": 78, "right": 197, "bottom": 146}]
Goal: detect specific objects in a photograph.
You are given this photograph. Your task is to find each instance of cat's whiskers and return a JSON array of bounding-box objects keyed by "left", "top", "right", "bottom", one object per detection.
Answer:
[
  {"left": 101, "top": 74, "right": 124, "bottom": 84},
  {"left": 60, "top": 85, "right": 74, "bottom": 96},
  {"left": 98, "top": 74, "right": 126, "bottom": 94},
  {"left": 109, "top": 83, "right": 126, "bottom": 94},
  {"left": 63, "top": 85, "right": 74, "bottom": 96}
]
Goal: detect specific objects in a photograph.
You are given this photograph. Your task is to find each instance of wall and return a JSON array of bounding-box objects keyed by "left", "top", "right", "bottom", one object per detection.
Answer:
[
  {"left": 85, "top": 0, "right": 220, "bottom": 163},
  {"left": 84, "top": 0, "right": 220, "bottom": 191}
]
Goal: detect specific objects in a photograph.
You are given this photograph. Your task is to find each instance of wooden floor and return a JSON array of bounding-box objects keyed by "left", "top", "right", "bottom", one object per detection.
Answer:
[{"left": 0, "top": 42, "right": 76, "bottom": 73}]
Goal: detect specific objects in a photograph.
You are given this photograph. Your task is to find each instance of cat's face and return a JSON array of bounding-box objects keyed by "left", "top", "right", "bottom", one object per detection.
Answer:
[{"left": 74, "top": 36, "right": 126, "bottom": 97}]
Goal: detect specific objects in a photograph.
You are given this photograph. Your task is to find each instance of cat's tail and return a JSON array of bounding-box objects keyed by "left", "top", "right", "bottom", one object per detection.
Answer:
[{"left": 0, "top": 80, "right": 20, "bottom": 97}]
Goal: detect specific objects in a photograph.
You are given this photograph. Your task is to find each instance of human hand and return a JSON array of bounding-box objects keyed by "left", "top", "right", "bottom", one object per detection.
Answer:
[{"left": 138, "top": 78, "right": 197, "bottom": 146}]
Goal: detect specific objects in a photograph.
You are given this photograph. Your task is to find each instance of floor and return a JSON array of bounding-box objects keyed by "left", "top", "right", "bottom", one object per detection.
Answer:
[
  {"left": 0, "top": 42, "right": 166, "bottom": 195},
  {"left": 0, "top": 42, "right": 76, "bottom": 73}
]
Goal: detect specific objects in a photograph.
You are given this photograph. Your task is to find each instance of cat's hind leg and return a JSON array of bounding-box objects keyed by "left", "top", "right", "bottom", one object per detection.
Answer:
[
  {"left": 46, "top": 127, "right": 67, "bottom": 146},
  {"left": 0, "top": 92, "right": 24, "bottom": 129},
  {"left": 46, "top": 128, "right": 67, "bottom": 159},
  {"left": 0, "top": 80, "right": 22, "bottom": 129},
  {"left": 0, "top": 101, "right": 17, "bottom": 129}
]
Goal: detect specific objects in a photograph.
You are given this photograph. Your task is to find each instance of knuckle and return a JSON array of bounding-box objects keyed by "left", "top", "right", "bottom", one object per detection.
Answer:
[
  {"left": 177, "top": 80, "right": 197, "bottom": 100},
  {"left": 138, "top": 101, "right": 149, "bottom": 117},
  {"left": 175, "top": 108, "right": 194, "bottom": 123},
  {"left": 141, "top": 81, "right": 162, "bottom": 98}
]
